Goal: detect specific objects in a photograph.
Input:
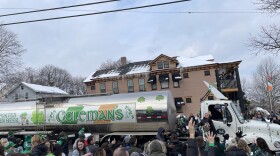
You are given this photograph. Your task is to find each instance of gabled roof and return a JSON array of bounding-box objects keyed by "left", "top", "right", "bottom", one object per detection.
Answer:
[
  {"left": 7, "top": 82, "right": 68, "bottom": 95},
  {"left": 84, "top": 60, "right": 151, "bottom": 82},
  {"left": 148, "top": 54, "right": 178, "bottom": 65},
  {"left": 84, "top": 54, "right": 242, "bottom": 83}
]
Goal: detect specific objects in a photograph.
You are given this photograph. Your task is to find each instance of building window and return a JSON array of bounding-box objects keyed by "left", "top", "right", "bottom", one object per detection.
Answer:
[
  {"left": 186, "top": 98, "right": 192, "bottom": 103},
  {"left": 127, "top": 80, "right": 134, "bottom": 92},
  {"left": 100, "top": 83, "right": 106, "bottom": 93},
  {"left": 25, "top": 93, "right": 28, "bottom": 99},
  {"left": 21, "top": 85, "right": 24, "bottom": 90},
  {"left": 164, "top": 61, "right": 169, "bottom": 68},
  {"left": 15, "top": 94, "right": 19, "bottom": 100},
  {"left": 173, "top": 81, "right": 179, "bottom": 88},
  {"left": 208, "top": 96, "right": 214, "bottom": 100},
  {"left": 159, "top": 74, "right": 169, "bottom": 89},
  {"left": 139, "top": 79, "right": 145, "bottom": 91},
  {"left": 157, "top": 62, "right": 163, "bottom": 69},
  {"left": 91, "top": 85, "right": 95, "bottom": 90},
  {"left": 112, "top": 81, "right": 119, "bottom": 94},
  {"left": 151, "top": 83, "right": 157, "bottom": 90},
  {"left": 161, "top": 81, "right": 169, "bottom": 89},
  {"left": 183, "top": 73, "right": 189, "bottom": 78},
  {"left": 204, "top": 70, "right": 210, "bottom": 76}
]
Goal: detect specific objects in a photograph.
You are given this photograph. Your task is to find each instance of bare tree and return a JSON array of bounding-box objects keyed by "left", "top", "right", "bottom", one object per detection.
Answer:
[
  {"left": 3, "top": 67, "right": 38, "bottom": 85},
  {"left": 98, "top": 58, "right": 130, "bottom": 70},
  {"left": 248, "top": 57, "right": 280, "bottom": 111},
  {"left": 68, "top": 76, "right": 87, "bottom": 95},
  {"left": 256, "top": 0, "right": 280, "bottom": 13},
  {"left": 37, "top": 65, "right": 72, "bottom": 90},
  {"left": 249, "top": 0, "right": 280, "bottom": 54},
  {"left": 0, "top": 26, "right": 25, "bottom": 80},
  {"left": 249, "top": 25, "right": 280, "bottom": 55}
]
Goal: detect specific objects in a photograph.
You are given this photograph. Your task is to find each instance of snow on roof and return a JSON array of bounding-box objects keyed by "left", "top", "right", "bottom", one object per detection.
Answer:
[
  {"left": 192, "top": 55, "right": 214, "bottom": 61},
  {"left": 94, "top": 70, "right": 120, "bottom": 79},
  {"left": 84, "top": 71, "right": 96, "bottom": 83},
  {"left": 22, "top": 82, "right": 68, "bottom": 94},
  {"left": 126, "top": 64, "right": 150, "bottom": 75},
  {"left": 177, "top": 56, "right": 217, "bottom": 68},
  {"left": 0, "top": 83, "right": 6, "bottom": 90}
]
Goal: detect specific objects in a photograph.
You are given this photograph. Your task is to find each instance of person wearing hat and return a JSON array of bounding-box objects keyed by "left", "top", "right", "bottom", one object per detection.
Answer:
[
  {"left": 73, "top": 128, "right": 86, "bottom": 150},
  {"left": 127, "top": 136, "right": 142, "bottom": 155},
  {"left": 21, "top": 135, "right": 32, "bottom": 154},
  {"left": 4, "top": 141, "right": 16, "bottom": 154}
]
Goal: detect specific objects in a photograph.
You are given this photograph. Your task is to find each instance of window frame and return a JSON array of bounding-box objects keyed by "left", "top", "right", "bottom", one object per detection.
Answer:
[
  {"left": 15, "top": 93, "right": 19, "bottom": 100},
  {"left": 183, "top": 73, "right": 189, "bottom": 78},
  {"left": 204, "top": 70, "right": 210, "bottom": 76},
  {"left": 138, "top": 78, "right": 145, "bottom": 92},
  {"left": 163, "top": 61, "right": 169, "bottom": 68},
  {"left": 186, "top": 98, "right": 192, "bottom": 103},
  {"left": 91, "top": 85, "right": 95, "bottom": 90},
  {"left": 127, "top": 79, "right": 134, "bottom": 93},
  {"left": 173, "top": 81, "right": 180, "bottom": 88},
  {"left": 160, "top": 81, "right": 169, "bottom": 89},
  {"left": 151, "top": 83, "right": 157, "bottom": 90},
  {"left": 21, "top": 85, "right": 24, "bottom": 90},
  {"left": 25, "top": 92, "right": 28, "bottom": 99},
  {"left": 157, "top": 62, "right": 163, "bottom": 69},
  {"left": 100, "top": 83, "right": 106, "bottom": 93},
  {"left": 112, "top": 81, "right": 119, "bottom": 94}
]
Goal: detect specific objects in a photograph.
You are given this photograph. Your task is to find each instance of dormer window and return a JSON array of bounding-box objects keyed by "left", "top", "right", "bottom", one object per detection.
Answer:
[{"left": 157, "top": 61, "right": 169, "bottom": 69}]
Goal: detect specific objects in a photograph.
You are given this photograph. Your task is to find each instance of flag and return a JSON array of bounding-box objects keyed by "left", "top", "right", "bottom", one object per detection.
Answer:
[{"left": 267, "top": 77, "right": 273, "bottom": 92}]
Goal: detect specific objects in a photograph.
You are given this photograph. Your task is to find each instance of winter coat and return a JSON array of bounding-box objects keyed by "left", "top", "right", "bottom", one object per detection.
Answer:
[
  {"left": 186, "top": 138, "right": 215, "bottom": 156},
  {"left": 225, "top": 146, "right": 247, "bottom": 156},
  {"left": 72, "top": 147, "right": 90, "bottom": 156},
  {"left": 32, "top": 143, "right": 48, "bottom": 156},
  {"left": 167, "top": 139, "right": 184, "bottom": 156},
  {"left": 128, "top": 146, "right": 142, "bottom": 155},
  {"left": 149, "top": 140, "right": 166, "bottom": 156}
]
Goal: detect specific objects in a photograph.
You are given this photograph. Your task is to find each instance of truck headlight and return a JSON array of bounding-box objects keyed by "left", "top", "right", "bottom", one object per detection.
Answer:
[{"left": 274, "top": 141, "right": 280, "bottom": 148}]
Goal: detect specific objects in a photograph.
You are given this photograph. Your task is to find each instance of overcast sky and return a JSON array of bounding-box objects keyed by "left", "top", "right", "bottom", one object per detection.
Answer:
[{"left": 0, "top": 0, "right": 279, "bottom": 81}]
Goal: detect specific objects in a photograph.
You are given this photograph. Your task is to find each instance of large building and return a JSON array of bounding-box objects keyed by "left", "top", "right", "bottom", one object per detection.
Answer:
[{"left": 84, "top": 54, "right": 244, "bottom": 116}]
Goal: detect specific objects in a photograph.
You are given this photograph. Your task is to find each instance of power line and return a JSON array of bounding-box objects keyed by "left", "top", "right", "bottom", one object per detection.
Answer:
[
  {"left": 0, "top": 0, "right": 191, "bottom": 26},
  {"left": 0, "top": 0, "right": 119, "bottom": 18}
]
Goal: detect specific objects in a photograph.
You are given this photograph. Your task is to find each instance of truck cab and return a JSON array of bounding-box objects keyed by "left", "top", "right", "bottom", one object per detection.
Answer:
[{"left": 201, "top": 81, "right": 280, "bottom": 152}]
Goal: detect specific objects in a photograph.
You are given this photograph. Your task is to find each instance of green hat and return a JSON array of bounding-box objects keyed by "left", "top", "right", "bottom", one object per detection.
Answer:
[
  {"left": 4, "top": 141, "right": 16, "bottom": 150},
  {"left": 78, "top": 128, "right": 85, "bottom": 135},
  {"left": 8, "top": 131, "right": 14, "bottom": 136}
]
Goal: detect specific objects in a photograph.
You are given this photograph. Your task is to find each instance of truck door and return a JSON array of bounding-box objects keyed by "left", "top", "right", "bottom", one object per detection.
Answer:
[{"left": 209, "top": 104, "right": 234, "bottom": 140}]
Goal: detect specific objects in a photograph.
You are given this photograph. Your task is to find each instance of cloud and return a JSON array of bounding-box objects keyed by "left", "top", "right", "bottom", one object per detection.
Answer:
[{"left": 0, "top": 0, "right": 279, "bottom": 80}]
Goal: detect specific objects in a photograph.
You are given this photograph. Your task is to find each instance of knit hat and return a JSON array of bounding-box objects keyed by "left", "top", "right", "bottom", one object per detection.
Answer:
[
  {"left": 78, "top": 128, "right": 85, "bottom": 135},
  {"left": 123, "top": 135, "right": 131, "bottom": 143}
]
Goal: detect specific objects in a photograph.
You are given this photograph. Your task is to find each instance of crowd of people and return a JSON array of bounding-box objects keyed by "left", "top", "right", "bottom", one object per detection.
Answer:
[{"left": 0, "top": 111, "right": 279, "bottom": 156}]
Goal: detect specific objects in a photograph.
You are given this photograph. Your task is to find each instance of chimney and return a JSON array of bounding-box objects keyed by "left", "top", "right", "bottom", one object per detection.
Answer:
[{"left": 120, "top": 57, "right": 127, "bottom": 66}]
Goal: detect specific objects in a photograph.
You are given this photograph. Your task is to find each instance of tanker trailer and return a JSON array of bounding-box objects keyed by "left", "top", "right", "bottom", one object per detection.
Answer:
[{"left": 0, "top": 91, "right": 176, "bottom": 136}]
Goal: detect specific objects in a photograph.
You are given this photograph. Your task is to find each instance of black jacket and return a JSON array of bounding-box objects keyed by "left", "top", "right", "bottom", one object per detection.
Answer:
[
  {"left": 186, "top": 138, "right": 215, "bottom": 156},
  {"left": 32, "top": 143, "right": 48, "bottom": 156},
  {"left": 225, "top": 146, "right": 247, "bottom": 156}
]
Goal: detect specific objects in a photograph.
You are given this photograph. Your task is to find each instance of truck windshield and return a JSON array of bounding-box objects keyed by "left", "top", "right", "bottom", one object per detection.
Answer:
[{"left": 231, "top": 103, "right": 245, "bottom": 124}]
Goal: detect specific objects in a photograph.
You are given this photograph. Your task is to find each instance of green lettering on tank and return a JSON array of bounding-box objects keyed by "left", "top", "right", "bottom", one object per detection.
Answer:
[
  {"left": 107, "top": 110, "right": 115, "bottom": 121},
  {"left": 115, "top": 109, "right": 123, "bottom": 120},
  {"left": 57, "top": 111, "right": 65, "bottom": 122},
  {"left": 87, "top": 110, "right": 98, "bottom": 121},
  {"left": 61, "top": 106, "right": 84, "bottom": 124},
  {"left": 78, "top": 111, "right": 87, "bottom": 122},
  {"left": 98, "top": 111, "right": 107, "bottom": 120}
]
